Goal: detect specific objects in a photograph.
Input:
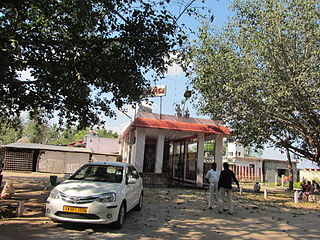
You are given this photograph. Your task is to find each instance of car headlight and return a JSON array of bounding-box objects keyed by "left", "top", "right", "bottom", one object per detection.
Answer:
[
  {"left": 95, "top": 192, "right": 116, "bottom": 203},
  {"left": 49, "top": 189, "right": 60, "bottom": 199}
]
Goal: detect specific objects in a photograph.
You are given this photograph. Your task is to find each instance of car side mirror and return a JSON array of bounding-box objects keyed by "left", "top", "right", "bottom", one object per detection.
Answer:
[
  {"left": 127, "top": 177, "right": 137, "bottom": 184},
  {"left": 64, "top": 174, "right": 71, "bottom": 179}
]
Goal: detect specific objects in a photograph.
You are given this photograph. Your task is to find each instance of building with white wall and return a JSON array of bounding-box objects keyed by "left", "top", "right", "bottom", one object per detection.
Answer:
[
  {"left": 119, "top": 112, "right": 230, "bottom": 187},
  {"left": 225, "top": 142, "right": 298, "bottom": 182},
  {"left": 227, "top": 142, "right": 245, "bottom": 158}
]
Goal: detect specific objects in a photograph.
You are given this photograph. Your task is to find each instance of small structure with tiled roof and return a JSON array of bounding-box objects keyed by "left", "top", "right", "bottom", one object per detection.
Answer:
[
  {"left": 119, "top": 112, "right": 231, "bottom": 187},
  {"left": 2, "top": 142, "right": 120, "bottom": 174}
]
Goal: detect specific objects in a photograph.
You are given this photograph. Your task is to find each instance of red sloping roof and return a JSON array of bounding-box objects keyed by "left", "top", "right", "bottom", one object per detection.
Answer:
[
  {"left": 64, "top": 140, "right": 86, "bottom": 148},
  {"left": 133, "top": 118, "right": 231, "bottom": 135}
]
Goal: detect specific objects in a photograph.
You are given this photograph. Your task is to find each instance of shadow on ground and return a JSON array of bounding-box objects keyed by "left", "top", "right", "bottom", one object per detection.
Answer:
[{"left": 1, "top": 173, "right": 320, "bottom": 240}]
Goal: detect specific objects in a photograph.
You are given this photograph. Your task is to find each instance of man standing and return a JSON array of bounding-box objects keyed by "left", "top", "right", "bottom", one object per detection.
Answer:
[
  {"left": 218, "top": 162, "right": 240, "bottom": 215},
  {"left": 205, "top": 162, "right": 220, "bottom": 209}
]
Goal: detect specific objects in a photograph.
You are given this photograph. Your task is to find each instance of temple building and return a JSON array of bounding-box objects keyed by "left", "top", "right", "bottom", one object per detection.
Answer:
[{"left": 119, "top": 112, "right": 231, "bottom": 187}]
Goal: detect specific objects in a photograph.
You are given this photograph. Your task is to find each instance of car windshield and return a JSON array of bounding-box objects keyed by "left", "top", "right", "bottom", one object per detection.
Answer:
[{"left": 69, "top": 165, "right": 123, "bottom": 183}]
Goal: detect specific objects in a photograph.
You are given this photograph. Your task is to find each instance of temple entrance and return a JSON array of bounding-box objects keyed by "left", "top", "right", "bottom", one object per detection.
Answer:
[
  {"left": 173, "top": 141, "right": 185, "bottom": 179},
  {"left": 186, "top": 142, "right": 197, "bottom": 181},
  {"left": 143, "top": 143, "right": 156, "bottom": 172},
  {"left": 172, "top": 139, "right": 198, "bottom": 183},
  {"left": 162, "top": 143, "right": 171, "bottom": 173}
]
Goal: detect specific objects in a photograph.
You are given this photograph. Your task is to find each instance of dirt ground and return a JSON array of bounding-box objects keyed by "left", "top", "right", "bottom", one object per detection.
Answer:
[{"left": 0, "top": 172, "right": 319, "bottom": 240}]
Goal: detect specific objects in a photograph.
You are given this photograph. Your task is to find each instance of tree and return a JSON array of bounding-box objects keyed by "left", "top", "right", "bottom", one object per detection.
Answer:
[
  {"left": 47, "top": 126, "right": 119, "bottom": 145},
  {"left": 22, "top": 115, "right": 53, "bottom": 143},
  {"left": 184, "top": 0, "right": 320, "bottom": 181},
  {"left": 48, "top": 126, "right": 87, "bottom": 145},
  {"left": 0, "top": 117, "right": 22, "bottom": 144},
  {"left": 244, "top": 147, "right": 262, "bottom": 158},
  {"left": 204, "top": 140, "right": 215, "bottom": 154},
  {"left": 0, "top": 0, "right": 180, "bottom": 128},
  {"left": 96, "top": 129, "right": 118, "bottom": 138}
]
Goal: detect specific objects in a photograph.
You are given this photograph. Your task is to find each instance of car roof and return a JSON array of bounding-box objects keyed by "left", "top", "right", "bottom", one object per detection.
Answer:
[{"left": 85, "top": 161, "right": 132, "bottom": 167}]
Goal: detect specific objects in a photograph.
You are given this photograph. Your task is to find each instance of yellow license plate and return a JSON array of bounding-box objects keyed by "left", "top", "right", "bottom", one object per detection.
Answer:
[{"left": 63, "top": 206, "right": 88, "bottom": 213}]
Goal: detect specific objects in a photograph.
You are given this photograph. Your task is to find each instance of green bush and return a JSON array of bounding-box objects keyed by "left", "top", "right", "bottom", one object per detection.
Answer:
[
  {"left": 293, "top": 182, "right": 301, "bottom": 189},
  {"left": 263, "top": 182, "right": 276, "bottom": 187},
  {"left": 282, "top": 182, "right": 301, "bottom": 188}
]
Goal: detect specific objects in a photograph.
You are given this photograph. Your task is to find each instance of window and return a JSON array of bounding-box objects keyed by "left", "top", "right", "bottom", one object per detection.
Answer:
[
  {"left": 69, "top": 165, "right": 123, "bottom": 183},
  {"left": 129, "top": 166, "right": 140, "bottom": 179}
]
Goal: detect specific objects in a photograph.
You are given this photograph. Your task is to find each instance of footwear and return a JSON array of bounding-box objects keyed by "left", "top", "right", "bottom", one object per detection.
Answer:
[
  {"left": 228, "top": 212, "right": 233, "bottom": 215},
  {"left": 209, "top": 207, "right": 213, "bottom": 210},
  {"left": 218, "top": 210, "right": 223, "bottom": 214}
]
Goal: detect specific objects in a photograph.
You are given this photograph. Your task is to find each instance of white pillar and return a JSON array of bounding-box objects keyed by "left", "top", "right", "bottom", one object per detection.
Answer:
[
  {"left": 294, "top": 190, "right": 299, "bottom": 204},
  {"left": 119, "top": 140, "right": 123, "bottom": 157},
  {"left": 129, "top": 144, "right": 135, "bottom": 164},
  {"left": 133, "top": 128, "right": 146, "bottom": 172},
  {"left": 17, "top": 200, "right": 25, "bottom": 217},
  {"left": 117, "top": 138, "right": 121, "bottom": 156},
  {"left": 215, "top": 135, "right": 223, "bottom": 171},
  {"left": 264, "top": 189, "right": 268, "bottom": 199},
  {"left": 121, "top": 140, "right": 127, "bottom": 162},
  {"left": 155, "top": 134, "right": 165, "bottom": 173},
  {"left": 196, "top": 133, "right": 205, "bottom": 187}
]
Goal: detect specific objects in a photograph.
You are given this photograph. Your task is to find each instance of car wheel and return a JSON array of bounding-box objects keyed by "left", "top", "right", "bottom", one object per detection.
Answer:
[
  {"left": 112, "top": 202, "right": 125, "bottom": 229},
  {"left": 135, "top": 193, "right": 143, "bottom": 211}
]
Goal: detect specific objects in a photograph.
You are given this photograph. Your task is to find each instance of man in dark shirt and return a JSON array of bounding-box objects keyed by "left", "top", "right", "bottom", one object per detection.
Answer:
[{"left": 218, "top": 162, "right": 240, "bottom": 215}]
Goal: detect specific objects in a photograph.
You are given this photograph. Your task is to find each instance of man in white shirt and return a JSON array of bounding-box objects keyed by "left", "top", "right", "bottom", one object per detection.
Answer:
[{"left": 205, "top": 162, "right": 220, "bottom": 209}]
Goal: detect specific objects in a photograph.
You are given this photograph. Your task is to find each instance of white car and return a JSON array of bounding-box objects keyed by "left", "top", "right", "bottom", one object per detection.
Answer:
[{"left": 46, "top": 162, "right": 143, "bottom": 228}]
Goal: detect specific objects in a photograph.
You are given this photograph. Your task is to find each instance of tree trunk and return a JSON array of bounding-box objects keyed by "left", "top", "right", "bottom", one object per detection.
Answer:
[{"left": 286, "top": 148, "right": 294, "bottom": 191}]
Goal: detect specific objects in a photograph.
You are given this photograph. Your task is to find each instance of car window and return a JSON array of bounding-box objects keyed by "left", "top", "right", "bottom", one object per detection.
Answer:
[
  {"left": 128, "top": 166, "right": 140, "bottom": 179},
  {"left": 126, "top": 167, "right": 133, "bottom": 179},
  {"left": 69, "top": 165, "right": 123, "bottom": 183}
]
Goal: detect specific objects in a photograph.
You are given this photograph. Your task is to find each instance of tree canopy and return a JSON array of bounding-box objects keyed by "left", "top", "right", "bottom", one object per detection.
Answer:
[
  {"left": 22, "top": 115, "right": 53, "bottom": 144},
  {"left": 0, "top": 0, "right": 181, "bottom": 128},
  {"left": 49, "top": 126, "right": 119, "bottom": 145},
  {"left": 0, "top": 117, "right": 22, "bottom": 145},
  {"left": 0, "top": 116, "right": 119, "bottom": 145},
  {"left": 184, "top": 0, "right": 320, "bottom": 164}
]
